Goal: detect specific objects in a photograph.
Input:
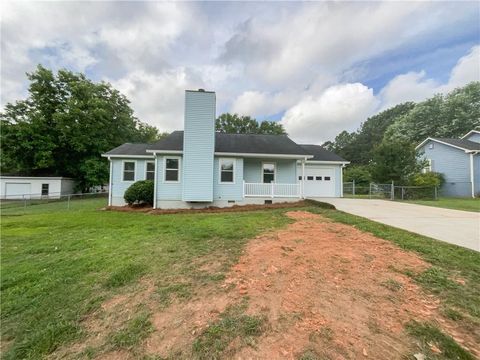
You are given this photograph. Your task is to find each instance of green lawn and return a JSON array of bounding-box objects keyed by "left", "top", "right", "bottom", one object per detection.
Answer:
[
  {"left": 1, "top": 199, "right": 291, "bottom": 359},
  {"left": 403, "top": 197, "right": 480, "bottom": 212},
  {"left": 1, "top": 199, "right": 478, "bottom": 359}
]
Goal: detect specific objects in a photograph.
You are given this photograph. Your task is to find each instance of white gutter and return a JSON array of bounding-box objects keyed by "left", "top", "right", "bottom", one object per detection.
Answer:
[
  {"left": 305, "top": 160, "right": 351, "bottom": 165},
  {"left": 101, "top": 154, "right": 154, "bottom": 159},
  {"left": 469, "top": 151, "right": 479, "bottom": 198},
  {"left": 415, "top": 137, "right": 471, "bottom": 152}
]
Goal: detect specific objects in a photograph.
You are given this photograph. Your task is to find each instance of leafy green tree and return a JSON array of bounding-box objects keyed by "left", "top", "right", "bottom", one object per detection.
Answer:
[
  {"left": 370, "top": 140, "right": 422, "bottom": 184},
  {"left": 216, "top": 113, "right": 286, "bottom": 135},
  {"left": 1, "top": 65, "right": 160, "bottom": 190},
  {"left": 410, "top": 172, "right": 445, "bottom": 187},
  {"left": 344, "top": 166, "right": 372, "bottom": 187}
]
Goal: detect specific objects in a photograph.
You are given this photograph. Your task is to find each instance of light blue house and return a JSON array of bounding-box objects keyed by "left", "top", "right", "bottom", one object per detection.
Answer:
[
  {"left": 416, "top": 130, "right": 480, "bottom": 198},
  {"left": 103, "top": 90, "right": 349, "bottom": 209}
]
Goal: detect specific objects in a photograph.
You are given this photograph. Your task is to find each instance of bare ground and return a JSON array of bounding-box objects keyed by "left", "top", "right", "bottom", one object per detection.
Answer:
[{"left": 52, "top": 211, "right": 479, "bottom": 359}]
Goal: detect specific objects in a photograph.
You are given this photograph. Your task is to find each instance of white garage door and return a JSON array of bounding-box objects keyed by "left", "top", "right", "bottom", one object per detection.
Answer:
[
  {"left": 299, "top": 166, "right": 336, "bottom": 197},
  {"left": 5, "top": 183, "right": 31, "bottom": 199}
]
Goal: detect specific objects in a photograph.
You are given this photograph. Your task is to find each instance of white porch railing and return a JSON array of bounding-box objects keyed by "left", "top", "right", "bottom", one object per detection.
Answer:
[{"left": 244, "top": 182, "right": 301, "bottom": 198}]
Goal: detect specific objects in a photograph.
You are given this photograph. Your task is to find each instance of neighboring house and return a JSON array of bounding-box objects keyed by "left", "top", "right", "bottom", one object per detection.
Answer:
[
  {"left": 416, "top": 130, "right": 480, "bottom": 198},
  {"left": 0, "top": 176, "right": 75, "bottom": 199},
  {"left": 103, "top": 89, "right": 349, "bottom": 209}
]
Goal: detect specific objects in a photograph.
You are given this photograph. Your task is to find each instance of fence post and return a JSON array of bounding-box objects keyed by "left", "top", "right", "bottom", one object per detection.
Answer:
[
  {"left": 401, "top": 187, "right": 404, "bottom": 200},
  {"left": 23, "top": 194, "right": 27, "bottom": 214},
  {"left": 391, "top": 181, "right": 394, "bottom": 201},
  {"left": 67, "top": 195, "right": 71, "bottom": 210},
  {"left": 434, "top": 186, "right": 438, "bottom": 200},
  {"left": 352, "top": 180, "right": 356, "bottom": 196},
  {"left": 369, "top": 183, "right": 372, "bottom": 199}
]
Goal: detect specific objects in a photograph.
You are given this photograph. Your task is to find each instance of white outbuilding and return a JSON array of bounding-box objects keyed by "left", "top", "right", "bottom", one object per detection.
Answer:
[{"left": 0, "top": 176, "right": 76, "bottom": 199}]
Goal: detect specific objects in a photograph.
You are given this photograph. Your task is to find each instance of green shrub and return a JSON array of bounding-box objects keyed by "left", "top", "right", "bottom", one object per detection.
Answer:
[
  {"left": 410, "top": 172, "right": 445, "bottom": 187},
  {"left": 124, "top": 180, "right": 154, "bottom": 206}
]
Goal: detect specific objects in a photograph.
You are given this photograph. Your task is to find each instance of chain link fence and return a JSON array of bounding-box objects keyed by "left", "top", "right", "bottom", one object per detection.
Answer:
[
  {"left": 1, "top": 192, "right": 108, "bottom": 216},
  {"left": 343, "top": 181, "right": 438, "bottom": 200}
]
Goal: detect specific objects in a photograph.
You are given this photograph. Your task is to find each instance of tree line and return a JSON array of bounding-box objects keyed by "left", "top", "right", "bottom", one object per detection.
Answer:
[
  {"left": 0, "top": 66, "right": 285, "bottom": 191},
  {"left": 324, "top": 82, "right": 480, "bottom": 186}
]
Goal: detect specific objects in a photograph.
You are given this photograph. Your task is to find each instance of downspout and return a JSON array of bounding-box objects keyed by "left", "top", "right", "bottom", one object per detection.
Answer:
[
  {"left": 470, "top": 152, "right": 477, "bottom": 198},
  {"left": 153, "top": 152, "right": 158, "bottom": 209},
  {"left": 301, "top": 158, "right": 306, "bottom": 199},
  {"left": 108, "top": 157, "right": 113, "bottom": 206},
  {"left": 340, "top": 164, "right": 345, "bottom": 198}
]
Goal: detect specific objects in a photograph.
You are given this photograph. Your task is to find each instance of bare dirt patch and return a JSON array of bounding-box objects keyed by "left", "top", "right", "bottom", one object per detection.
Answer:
[
  {"left": 225, "top": 211, "right": 479, "bottom": 359},
  {"left": 51, "top": 210, "right": 478, "bottom": 359}
]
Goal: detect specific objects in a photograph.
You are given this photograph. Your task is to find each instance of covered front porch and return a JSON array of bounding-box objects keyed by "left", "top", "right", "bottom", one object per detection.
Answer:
[{"left": 240, "top": 158, "right": 305, "bottom": 199}]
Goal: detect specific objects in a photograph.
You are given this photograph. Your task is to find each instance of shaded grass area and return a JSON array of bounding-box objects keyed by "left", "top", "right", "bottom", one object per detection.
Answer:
[
  {"left": 1, "top": 199, "right": 291, "bottom": 359},
  {"left": 406, "top": 321, "right": 474, "bottom": 360},
  {"left": 403, "top": 197, "right": 480, "bottom": 212},
  {"left": 193, "top": 301, "right": 266, "bottom": 359}
]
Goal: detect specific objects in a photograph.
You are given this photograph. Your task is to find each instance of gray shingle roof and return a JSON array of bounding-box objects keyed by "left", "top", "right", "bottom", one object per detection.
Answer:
[
  {"left": 433, "top": 138, "right": 480, "bottom": 151},
  {"left": 299, "top": 145, "right": 348, "bottom": 162},
  {"left": 104, "top": 132, "right": 348, "bottom": 161},
  {"left": 104, "top": 143, "right": 154, "bottom": 156},
  {"left": 149, "top": 131, "right": 310, "bottom": 156}
]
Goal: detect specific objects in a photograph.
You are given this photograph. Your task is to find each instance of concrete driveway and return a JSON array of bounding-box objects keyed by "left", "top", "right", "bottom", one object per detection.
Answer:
[{"left": 313, "top": 198, "right": 480, "bottom": 252}]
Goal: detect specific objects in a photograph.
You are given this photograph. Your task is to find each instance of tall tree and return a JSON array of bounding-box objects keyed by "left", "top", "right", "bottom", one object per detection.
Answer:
[
  {"left": 1, "top": 65, "right": 160, "bottom": 190},
  {"left": 216, "top": 113, "right": 286, "bottom": 135}
]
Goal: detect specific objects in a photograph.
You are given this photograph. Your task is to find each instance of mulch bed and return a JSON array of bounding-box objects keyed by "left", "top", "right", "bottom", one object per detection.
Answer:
[{"left": 106, "top": 200, "right": 315, "bottom": 215}]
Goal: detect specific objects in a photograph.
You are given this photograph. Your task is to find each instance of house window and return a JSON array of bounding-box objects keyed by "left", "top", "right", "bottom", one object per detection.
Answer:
[
  {"left": 263, "top": 163, "right": 275, "bottom": 183},
  {"left": 298, "top": 176, "right": 302, "bottom": 180},
  {"left": 123, "top": 161, "right": 135, "bottom": 181},
  {"left": 220, "top": 158, "right": 235, "bottom": 183},
  {"left": 165, "top": 158, "right": 179, "bottom": 182},
  {"left": 307, "top": 176, "right": 314, "bottom": 181},
  {"left": 324, "top": 176, "right": 331, "bottom": 181},
  {"left": 422, "top": 159, "right": 433, "bottom": 173},
  {"left": 145, "top": 161, "right": 155, "bottom": 180},
  {"left": 429, "top": 143, "right": 434, "bottom": 149},
  {"left": 316, "top": 176, "right": 322, "bottom": 181},
  {"left": 41, "top": 184, "right": 49, "bottom": 196}
]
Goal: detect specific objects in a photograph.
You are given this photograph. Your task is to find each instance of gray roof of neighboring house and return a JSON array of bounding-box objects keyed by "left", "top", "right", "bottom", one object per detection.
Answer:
[
  {"left": 299, "top": 144, "right": 348, "bottom": 162},
  {"left": 432, "top": 138, "right": 480, "bottom": 151},
  {"left": 103, "top": 143, "right": 154, "bottom": 156},
  {"left": 148, "top": 131, "right": 310, "bottom": 156}
]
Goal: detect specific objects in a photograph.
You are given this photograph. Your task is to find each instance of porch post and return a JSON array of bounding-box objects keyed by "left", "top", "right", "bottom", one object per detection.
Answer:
[
  {"left": 301, "top": 158, "right": 306, "bottom": 199},
  {"left": 153, "top": 153, "right": 158, "bottom": 209}
]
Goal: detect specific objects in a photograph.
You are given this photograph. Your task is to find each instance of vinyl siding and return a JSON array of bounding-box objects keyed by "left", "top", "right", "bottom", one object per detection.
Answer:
[
  {"left": 110, "top": 158, "right": 150, "bottom": 205},
  {"left": 419, "top": 140, "right": 471, "bottom": 197},
  {"left": 466, "top": 133, "right": 480, "bottom": 143},
  {"left": 213, "top": 157, "right": 244, "bottom": 200},
  {"left": 156, "top": 155, "right": 183, "bottom": 201},
  {"left": 243, "top": 159, "right": 297, "bottom": 183},
  {"left": 182, "top": 91, "right": 216, "bottom": 201}
]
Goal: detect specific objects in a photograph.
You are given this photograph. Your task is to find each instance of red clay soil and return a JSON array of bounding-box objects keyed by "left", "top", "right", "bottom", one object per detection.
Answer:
[
  {"left": 226, "top": 211, "right": 479, "bottom": 359},
  {"left": 107, "top": 200, "right": 313, "bottom": 215},
  {"left": 59, "top": 211, "right": 478, "bottom": 359}
]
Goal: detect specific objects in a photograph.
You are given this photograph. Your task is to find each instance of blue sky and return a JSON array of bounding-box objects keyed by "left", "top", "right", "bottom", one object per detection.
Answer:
[{"left": 2, "top": 1, "right": 479, "bottom": 143}]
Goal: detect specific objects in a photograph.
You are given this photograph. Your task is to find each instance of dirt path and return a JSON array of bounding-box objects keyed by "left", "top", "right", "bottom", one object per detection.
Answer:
[{"left": 55, "top": 211, "right": 478, "bottom": 359}]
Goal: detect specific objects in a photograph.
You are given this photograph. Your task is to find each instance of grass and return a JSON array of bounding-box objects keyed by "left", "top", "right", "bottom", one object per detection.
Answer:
[
  {"left": 403, "top": 197, "right": 480, "bottom": 212},
  {"left": 406, "top": 321, "right": 475, "bottom": 360},
  {"left": 2, "top": 197, "right": 479, "bottom": 359},
  {"left": 192, "top": 301, "right": 266, "bottom": 359},
  {"left": 109, "top": 311, "right": 153, "bottom": 349},
  {"left": 1, "top": 198, "right": 291, "bottom": 359}
]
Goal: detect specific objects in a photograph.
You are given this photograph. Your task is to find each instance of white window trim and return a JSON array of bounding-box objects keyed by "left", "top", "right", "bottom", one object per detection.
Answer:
[
  {"left": 422, "top": 159, "right": 433, "bottom": 173},
  {"left": 122, "top": 160, "right": 137, "bottom": 182},
  {"left": 145, "top": 161, "right": 155, "bottom": 181},
  {"left": 219, "top": 158, "right": 236, "bottom": 184},
  {"left": 163, "top": 156, "right": 181, "bottom": 183},
  {"left": 261, "top": 161, "right": 277, "bottom": 184}
]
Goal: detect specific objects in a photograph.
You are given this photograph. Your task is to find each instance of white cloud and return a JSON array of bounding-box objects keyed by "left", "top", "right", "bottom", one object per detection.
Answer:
[
  {"left": 379, "top": 46, "right": 480, "bottom": 109},
  {"left": 280, "top": 83, "right": 379, "bottom": 144},
  {"left": 110, "top": 68, "right": 203, "bottom": 132}
]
